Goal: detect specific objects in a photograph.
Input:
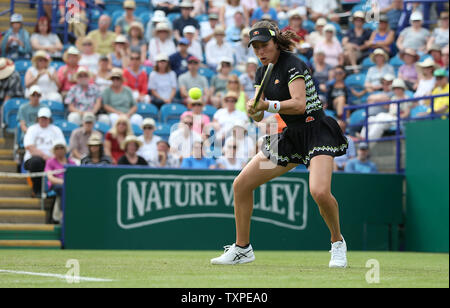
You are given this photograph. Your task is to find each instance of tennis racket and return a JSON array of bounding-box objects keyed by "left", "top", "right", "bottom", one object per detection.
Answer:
[{"left": 253, "top": 63, "right": 274, "bottom": 108}]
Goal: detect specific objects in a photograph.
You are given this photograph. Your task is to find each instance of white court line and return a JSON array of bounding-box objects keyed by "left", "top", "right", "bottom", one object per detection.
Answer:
[{"left": 0, "top": 269, "right": 114, "bottom": 282}]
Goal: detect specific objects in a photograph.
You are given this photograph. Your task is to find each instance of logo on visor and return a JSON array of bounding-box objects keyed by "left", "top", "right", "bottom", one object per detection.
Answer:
[{"left": 253, "top": 31, "right": 259, "bottom": 36}]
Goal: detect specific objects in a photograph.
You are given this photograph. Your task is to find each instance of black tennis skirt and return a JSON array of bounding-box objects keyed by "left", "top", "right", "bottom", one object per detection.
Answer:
[{"left": 261, "top": 110, "right": 348, "bottom": 168}]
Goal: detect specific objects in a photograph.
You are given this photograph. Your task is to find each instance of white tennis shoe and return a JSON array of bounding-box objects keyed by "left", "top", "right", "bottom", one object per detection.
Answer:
[
  {"left": 329, "top": 237, "right": 348, "bottom": 268},
  {"left": 210, "top": 244, "right": 255, "bottom": 265}
]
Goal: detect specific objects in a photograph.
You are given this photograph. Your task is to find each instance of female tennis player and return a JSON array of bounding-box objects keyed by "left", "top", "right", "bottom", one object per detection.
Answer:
[{"left": 211, "top": 21, "right": 349, "bottom": 268}]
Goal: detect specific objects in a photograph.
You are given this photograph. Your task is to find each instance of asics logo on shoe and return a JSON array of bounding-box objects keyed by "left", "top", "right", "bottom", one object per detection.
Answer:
[{"left": 233, "top": 250, "right": 252, "bottom": 261}]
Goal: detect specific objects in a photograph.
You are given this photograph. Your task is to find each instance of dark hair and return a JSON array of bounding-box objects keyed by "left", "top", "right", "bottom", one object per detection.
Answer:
[
  {"left": 251, "top": 20, "right": 299, "bottom": 52},
  {"left": 35, "top": 16, "right": 51, "bottom": 34}
]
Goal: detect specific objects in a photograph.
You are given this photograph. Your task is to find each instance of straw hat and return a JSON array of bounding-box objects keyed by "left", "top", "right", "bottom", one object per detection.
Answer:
[
  {"left": 123, "top": 0, "right": 136, "bottom": 9},
  {"left": 141, "top": 118, "right": 156, "bottom": 129},
  {"left": 428, "top": 44, "right": 442, "bottom": 54},
  {"left": 352, "top": 11, "right": 365, "bottom": 20},
  {"left": 416, "top": 58, "right": 439, "bottom": 73},
  {"left": 0, "top": 58, "right": 15, "bottom": 80},
  {"left": 76, "top": 36, "right": 97, "bottom": 53},
  {"left": 400, "top": 48, "right": 419, "bottom": 62},
  {"left": 74, "top": 66, "right": 91, "bottom": 79},
  {"left": 31, "top": 50, "right": 51, "bottom": 67},
  {"left": 120, "top": 135, "right": 143, "bottom": 150},
  {"left": 52, "top": 139, "right": 67, "bottom": 152},
  {"left": 370, "top": 48, "right": 389, "bottom": 62},
  {"left": 323, "top": 24, "right": 336, "bottom": 34},
  {"left": 155, "top": 53, "right": 169, "bottom": 62},
  {"left": 109, "top": 67, "right": 124, "bottom": 79},
  {"left": 213, "top": 25, "right": 226, "bottom": 35},
  {"left": 63, "top": 46, "right": 81, "bottom": 62},
  {"left": 128, "top": 21, "right": 145, "bottom": 36},
  {"left": 223, "top": 91, "right": 239, "bottom": 101},
  {"left": 87, "top": 134, "right": 103, "bottom": 146},
  {"left": 392, "top": 78, "right": 406, "bottom": 89},
  {"left": 316, "top": 18, "right": 327, "bottom": 27},
  {"left": 114, "top": 34, "right": 129, "bottom": 45},
  {"left": 155, "top": 22, "right": 171, "bottom": 32}
]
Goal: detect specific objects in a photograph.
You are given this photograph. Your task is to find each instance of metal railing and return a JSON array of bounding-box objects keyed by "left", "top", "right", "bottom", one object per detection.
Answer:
[{"left": 343, "top": 93, "right": 449, "bottom": 174}]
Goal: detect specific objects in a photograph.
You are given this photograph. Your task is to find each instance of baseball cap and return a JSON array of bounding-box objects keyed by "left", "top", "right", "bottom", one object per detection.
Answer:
[
  {"left": 178, "top": 37, "right": 190, "bottom": 45},
  {"left": 142, "top": 118, "right": 156, "bottom": 128},
  {"left": 123, "top": 0, "right": 136, "bottom": 9},
  {"left": 410, "top": 11, "right": 423, "bottom": 21},
  {"left": 358, "top": 142, "right": 369, "bottom": 150},
  {"left": 382, "top": 74, "right": 395, "bottom": 82},
  {"left": 52, "top": 139, "right": 67, "bottom": 150},
  {"left": 10, "top": 13, "right": 23, "bottom": 23},
  {"left": 379, "top": 14, "right": 389, "bottom": 22},
  {"left": 179, "top": 1, "right": 194, "bottom": 8},
  {"left": 183, "top": 25, "right": 196, "bottom": 34},
  {"left": 246, "top": 57, "right": 258, "bottom": 65},
  {"left": 155, "top": 53, "right": 169, "bottom": 62},
  {"left": 38, "top": 107, "right": 52, "bottom": 118},
  {"left": 82, "top": 112, "right": 96, "bottom": 123},
  {"left": 434, "top": 69, "right": 447, "bottom": 77},
  {"left": 187, "top": 56, "right": 200, "bottom": 63},
  {"left": 208, "top": 13, "right": 219, "bottom": 20},
  {"left": 352, "top": 11, "right": 365, "bottom": 20},
  {"left": 248, "top": 27, "right": 276, "bottom": 47},
  {"left": 392, "top": 78, "right": 406, "bottom": 89},
  {"left": 316, "top": 18, "right": 327, "bottom": 26},
  {"left": 29, "top": 85, "right": 42, "bottom": 95}
]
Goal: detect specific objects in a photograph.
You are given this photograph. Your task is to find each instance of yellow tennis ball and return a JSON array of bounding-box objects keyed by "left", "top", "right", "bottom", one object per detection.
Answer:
[{"left": 189, "top": 87, "right": 202, "bottom": 100}]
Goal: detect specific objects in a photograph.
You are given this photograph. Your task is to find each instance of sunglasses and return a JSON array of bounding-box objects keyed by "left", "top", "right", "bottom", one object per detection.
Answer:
[
  {"left": 225, "top": 99, "right": 237, "bottom": 103},
  {"left": 188, "top": 61, "right": 199, "bottom": 64},
  {"left": 31, "top": 93, "right": 41, "bottom": 97},
  {"left": 54, "top": 146, "right": 65, "bottom": 150},
  {"left": 228, "top": 80, "right": 239, "bottom": 83},
  {"left": 221, "top": 63, "right": 231, "bottom": 67},
  {"left": 130, "top": 57, "right": 140, "bottom": 60},
  {"left": 183, "top": 122, "right": 193, "bottom": 126},
  {"left": 143, "top": 126, "right": 154, "bottom": 129},
  {"left": 83, "top": 43, "right": 92, "bottom": 46},
  {"left": 192, "top": 103, "right": 203, "bottom": 107}
]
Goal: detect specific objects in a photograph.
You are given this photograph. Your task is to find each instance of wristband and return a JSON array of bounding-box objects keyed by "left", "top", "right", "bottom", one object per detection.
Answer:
[{"left": 267, "top": 100, "right": 281, "bottom": 113}]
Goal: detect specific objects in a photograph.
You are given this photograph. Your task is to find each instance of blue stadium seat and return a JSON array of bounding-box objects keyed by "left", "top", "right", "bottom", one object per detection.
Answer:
[
  {"left": 94, "top": 121, "right": 111, "bottom": 136},
  {"left": 167, "top": 13, "right": 181, "bottom": 23},
  {"left": 132, "top": 123, "right": 143, "bottom": 136},
  {"left": 349, "top": 109, "right": 367, "bottom": 126},
  {"left": 154, "top": 122, "right": 171, "bottom": 140},
  {"left": 111, "top": 10, "right": 125, "bottom": 25},
  {"left": 231, "top": 69, "right": 242, "bottom": 77},
  {"left": 143, "top": 65, "right": 153, "bottom": 76},
  {"left": 160, "top": 103, "right": 188, "bottom": 125},
  {"left": 303, "top": 19, "right": 315, "bottom": 33},
  {"left": 361, "top": 57, "right": 375, "bottom": 73},
  {"left": 41, "top": 100, "right": 65, "bottom": 121},
  {"left": 2, "top": 98, "right": 28, "bottom": 132},
  {"left": 54, "top": 120, "right": 79, "bottom": 144},
  {"left": 198, "top": 67, "right": 215, "bottom": 81},
  {"left": 14, "top": 59, "right": 32, "bottom": 75},
  {"left": 195, "top": 14, "right": 209, "bottom": 23},
  {"left": 15, "top": 122, "right": 24, "bottom": 148},
  {"left": 278, "top": 19, "right": 289, "bottom": 29},
  {"left": 389, "top": 55, "right": 405, "bottom": 72},
  {"left": 325, "top": 109, "right": 337, "bottom": 118},
  {"left": 345, "top": 73, "right": 366, "bottom": 89},
  {"left": 410, "top": 105, "right": 429, "bottom": 118},
  {"left": 137, "top": 103, "right": 159, "bottom": 121},
  {"left": 50, "top": 61, "right": 65, "bottom": 71},
  {"left": 139, "top": 11, "right": 152, "bottom": 27},
  {"left": 203, "top": 104, "right": 217, "bottom": 119}
]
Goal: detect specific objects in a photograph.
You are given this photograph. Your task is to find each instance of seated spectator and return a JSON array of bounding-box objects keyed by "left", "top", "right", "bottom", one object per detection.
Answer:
[
  {"left": 397, "top": 11, "right": 430, "bottom": 55},
  {"left": 239, "top": 57, "right": 258, "bottom": 100},
  {"left": 217, "top": 138, "right": 246, "bottom": 170},
  {"left": 365, "top": 48, "right": 395, "bottom": 93},
  {"left": 127, "top": 21, "right": 148, "bottom": 64},
  {"left": 95, "top": 56, "right": 112, "bottom": 92},
  {"left": 181, "top": 141, "right": 217, "bottom": 169},
  {"left": 109, "top": 35, "right": 130, "bottom": 69},
  {"left": 183, "top": 26, "right": 203, "bottom": 62},
  {"left": 87, "top": 14, "right": 117, "bottom": 56},
  {"left": 68, "top": 112, "right": 102, "bottom": 162},
  {"left": 101, "top": 68, "right": 143, "bottom": 126},
  {"left": 200, "top": 13, "right": 220, "bottom": 44},
  {"left": 427, "top": 11, "right": 449, "bottom": 50},
  {"left": 414, "top": 58, "right": 437, "bottom": 103},
  {"left": 148, "top": 140, "right": 180, "bottom": 168},
  {"left": 220, "top": 0, "right": 247, "bottom": 29},
  {"left": 148, "top": 53, "right": 177, "bottom": 109},
  {"left": 312, "top": 48, "right": 333, "bottom": 94},
  {"left": 137, "top": 118, "right": 161, "bottom": 164},
  {"left": 250, "top": 0, "right": 278, "bottom": 25},
  {"left": 115, "top": 0, "right": 142, "bottom": 35},
  {"left": 45, "top": 139, "right": 76, "bottom": 196},
  {"left": 344, "top": 142, "right": 378, "bottom": 173},
  {"left": 118, "top": 135, "right": 148, "bottom": 166},
  {"left": 144, "top": 10, "right": 171, "bottom": 43},
  {"left": 326, "top": 66, "right": 351, "bottom": 119},
  {"left": 104, "top": 115, "right": 133, "bottom": 164},
  {"left": 233, "top": 28, "right": 256, "bottom": 72},
  {"left": 225, "top": 10, "right": 247, "bottom": 43},
  {"left": 398, "top": 48, "right": 420, "bottom": 91},
  {"left": 178, "top": 56, "right": 210, "bottom": 104},
  {"left": 181, "top": 97, "right": 210, "bottom": 135},
  {"left": 227, "top": 74, "right": 247, "bottom": 113},
  {"left": 361, "top": 78, "right": 413, "bottom": 141},
  {"left": 45, "top": 138, "right": 76, "bottom": 223},
  {"left": 342, "top": 11, "right": 372, "bottom": 73},
  {"left": 152, "top": 0, "right": 180, "bottom": 15},
  {"left": 25, "top": 50, "right": 62, "bottom": 102},
  {"left": 58, "top": 0, "right": 88, "bottom": 38},
  {"left": 23, "top": 107, "right": 64, "bottom": 197},
  {"left": 282, "top": 8, "right": 308, "bottom": 47},
  {"left": 168, "top": 38, "right": 192, "bottom": 77},
  {"left": 30, "top": 16, "right": 63, "bottom": 60},
  {"left": 315, "top": 24, "right": 343, "bottom": 68},
  {"left": 1, "top": 14, "right": 32, "bottom": 60},
  {"left": 57, "top": 47, "right": 81, "bottom": 96},
  {"left": 80, "top": 134, "right": 112, "bottom": 165},
  {"left": 366, "top": 74, "right": 395, "bottom": 116},
  {"left": 65, "top": 67, "right": 102, "bottom": 125},
  {"left": 205, "top": 25, "right": 235, "bottom": 71},
  {"left": 169, "top": 114, "right": 203, "bottom": 161},
  {"left": 241, "top": 0, "right": 257, "bottom": 13},
  {"left": 224, "top": 120, "right": 255, "bottom": 161},
  {"left": 77, "top": 37, "right": 100, "bottom": 75},
  {"left": 212, "top": 91, "right": 249, "bottom": 140},
  {"left": 366, "top": 14, "right": 395, "bottom": 55},
  {"left": 210, "top": 57, "right": 234, "bottom": 107},
  {"left": 148, "top": 22, "right": 177, "bottom": 64},
  {"left": 0, "top": 58, "right": 24, "bottom": 104},
  {"left": 172, "top": 1, "right": 200, "bottom": 42},
  {"left": 333, "top": 119, "right": 356, "bottom": 171},
  {"left": 427, "top": 44, "right": 444, "bottom": 68},
  {"left": 17, "top": 85, "right": 43, "bottom": 138},
  {"left": 307, "top": 18, "right": 327, "bottom": 48},
  {"left": 306, "top": 0, "right": 339, "bottom": 23},
  {"left": 123, "top": 51, "right": 150, "bottom": 103},
  {"left": 427, "top": 69, "right": 449, "bottom": 115}
]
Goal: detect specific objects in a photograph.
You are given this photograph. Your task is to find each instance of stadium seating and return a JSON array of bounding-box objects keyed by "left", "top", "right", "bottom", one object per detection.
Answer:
[
  {"left": 160, "top": 103, "right": 188, "bottom": 125},
  {"left": 132, "top": 123, "right": 143, "bottom": 136},
  {"left": 50, "top": 61, "right": 65, "bottom": 71},
  {"left": 94, "top": 121, "right": 111, "bottom": 136},
  {"left": 349, "top": 109, "right": 367, "bottom": 126},
  {"left": 410, "top": 105, "right": 429, "bottom": 118},
  {"left": 137, "top": 103, "right": 159, "bottom": 121},
  {"left": 41, "top": 100, "right": 65, "bottom": 121},
  {"left": 203, "top": 105, "right": 218, "bottom": 120},
  {"left": 154, "top": 122, "right": 171, "bottom": 140},
  {"left": 198, "top": 67, "right": 215, "bottom": 81},
  {"left": 195, "top": 14, "right": 209, "bottom": 23},
  {"left": 54, "top": 120, "right": 79, "bottom": 144},
  {"left": 14, "top": 59, "right": 32, "bottom": 75},
  {"left": 2, "top": 98, "right": 29, "bottom": 132},
  {"left": 139, "top": 11, "right": 152, "bottom": 27},
  {"left": 167, "top": 13, "right": 181, "bottom": 23},
  {"left": 361, "top": 57, "right": 375, "bottom": 73}
]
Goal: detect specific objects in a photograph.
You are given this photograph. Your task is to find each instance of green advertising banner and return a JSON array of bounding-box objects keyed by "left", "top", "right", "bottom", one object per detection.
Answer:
[{"left": 63, "top": 167, "right": 403, "bottom": 251}]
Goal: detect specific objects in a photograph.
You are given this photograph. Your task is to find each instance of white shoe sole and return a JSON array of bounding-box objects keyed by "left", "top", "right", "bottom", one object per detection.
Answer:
[
  {"left": 329, "top": 263, "right": 347, "bottom": 268},
  {"left": 211, "top": 256, "right": 255, "bottom": 265}
]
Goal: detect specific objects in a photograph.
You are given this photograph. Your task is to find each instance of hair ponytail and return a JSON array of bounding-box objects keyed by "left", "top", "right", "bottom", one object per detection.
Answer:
[{"left": 251, "top": 20, "right": 299, "bottom": 52}]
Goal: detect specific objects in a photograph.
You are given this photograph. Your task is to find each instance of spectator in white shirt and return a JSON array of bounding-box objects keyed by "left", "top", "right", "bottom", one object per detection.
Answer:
[
  {"left": 137, "top": 118, "right": 162, "bottom": 164},
  {"left": 168, "top": 114, "right": 203, "bottom": 161},
  {"left": 200, "top": 13, "right": 220, "bottom": 44},
  {"left": 183, "top": 25, "right": 203, "bottom": 61},
  {"left": 217, "top": 137, "right": 247, "bottom": 170},
  {"left": 306, "top": 0, "right": 339, "bottom": 23},
  {"left": 148, "top": 22, "right": 176, "bottom": 64},
  {"left": 205, "top": 25, "right": 235, "bottom": 71},
  {"left": 77, "top": 36, "right": 100, "bottom": 75},
  {"left": 212, "top": 91, "right": 249, "bottom": 140}
]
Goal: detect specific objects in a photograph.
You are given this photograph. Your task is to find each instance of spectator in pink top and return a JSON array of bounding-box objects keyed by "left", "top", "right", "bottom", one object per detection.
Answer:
[
  {"left": 398, "top": 48, "right": 420, "bottom": 91},
  {"left": 314, "top": 24, "right": 344, "bottom": 67},
  {"left": 181, "top": 97, "right": 210, "bottom": 135},
  {"left": 57, "top": 47, "right": 81, "bottom": 96}
]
